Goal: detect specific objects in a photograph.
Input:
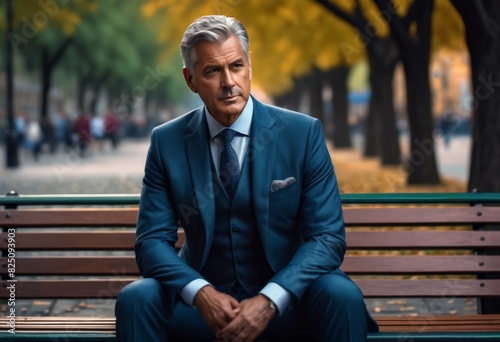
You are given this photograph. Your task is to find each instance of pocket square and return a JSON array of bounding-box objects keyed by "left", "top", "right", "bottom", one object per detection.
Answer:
[{"left": 270, "top": 177, "right": 296, "bottom": 192}]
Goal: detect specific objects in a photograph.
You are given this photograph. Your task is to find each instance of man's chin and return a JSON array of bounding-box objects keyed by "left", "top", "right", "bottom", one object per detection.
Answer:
[{"left": 219, "top": 99, "right": 245, "bottom": 110}]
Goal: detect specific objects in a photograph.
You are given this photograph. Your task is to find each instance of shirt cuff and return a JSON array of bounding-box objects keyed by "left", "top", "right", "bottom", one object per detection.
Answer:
[
  {"left": 179, "top": 279, "right": 211, "bottom": 306},
  {"left": 259, "top": 282, "right": 292, "bottom": 316}
]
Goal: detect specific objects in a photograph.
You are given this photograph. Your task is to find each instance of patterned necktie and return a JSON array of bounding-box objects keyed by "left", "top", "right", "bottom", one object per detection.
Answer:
[{"left": 218, "top": 129, "right": 240, "bottom": 199}]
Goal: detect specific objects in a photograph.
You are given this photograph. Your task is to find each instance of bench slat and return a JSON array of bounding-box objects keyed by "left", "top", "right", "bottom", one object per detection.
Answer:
[
  {"left": 342, "top": 255, "right": 500, "bottom": 274},
  {"left": 342, "top": 207, "right": 500, "bottom": 226},
  {"left": 0, "top": 231, "right": 186, "bottom": 250},
  {"left": 3, "top": 255, "right": 499, "bottom": 275},
  {"left": 346, "top": 231, "right": 500, "bottom": 249},
  {"left": 2, "top": 206, "right": 500, "bottom": 227},
  {"left": 1, "top": 231, "right": 499, "bottom": 250},
  {"left": 2, "top": 279, "right": 500, "bottom": 298},
  {"left": 0, "top": 209, "right": 138, "bottom": 227},
  {"left": 355, "top": 279, "right": 500, "bottom": 297},
  {"left": 0, "top": 232, "right": 136, "bottom": 250}
]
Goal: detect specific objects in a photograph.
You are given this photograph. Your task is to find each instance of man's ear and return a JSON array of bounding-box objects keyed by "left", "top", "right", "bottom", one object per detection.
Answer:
[{"left": 183, "top": 67, "right": 197, "bottom": 93}]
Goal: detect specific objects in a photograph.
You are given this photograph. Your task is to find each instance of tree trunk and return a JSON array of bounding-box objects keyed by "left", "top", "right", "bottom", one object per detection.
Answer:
[
  {"left": 451, "top": 0, "right": 500, "bottom": 315},
  {"left": 451, "top": 1, "right": 500, "bottom": 192},
  {"left": 366, "top": 38, "right": 401, "bottom": 164},
  {"left": 378, "top": 65, "right": 401, "bottom": 165},
  {"left": 326, "top": 67, "right": 351, "bottom": 148},
  {"left": 314, "top": 0, "right": 400, "bottom": 161},
  {"left": 308, "top": 67, "right": 325, "bottom": 122},
  {"left": 273, "top": 78, "right": 303, "bottom": 112},
  {"left": 39, "top": 38, "right": 72, "bottom": 120},
  {"left": 40, "top": 48, "right": 51, "bottom": 120},
  {"left": 77, "top": 75, "right": 90, "bottom": 113},
  {"left": 403, "top": 56, "right": 440, "bottom": 184},
  {"left": 375, "top": 0, "right": 440, "bottom": 184},
  {"left": 4, "top": 0, "right": 19, "bottom": 168}
]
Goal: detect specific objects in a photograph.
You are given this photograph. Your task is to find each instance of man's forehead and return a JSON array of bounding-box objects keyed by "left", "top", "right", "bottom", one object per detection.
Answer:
[{"left": 195, "top": 36, "right": 248, "bottom": 63}]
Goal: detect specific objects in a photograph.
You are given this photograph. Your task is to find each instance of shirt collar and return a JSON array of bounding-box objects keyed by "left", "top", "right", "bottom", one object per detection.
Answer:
[{"left": 205, "top": 96, "right": 253, "bottom": 139}]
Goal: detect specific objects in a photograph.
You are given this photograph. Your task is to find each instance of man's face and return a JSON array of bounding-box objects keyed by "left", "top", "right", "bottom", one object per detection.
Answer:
[{"left": 183, "top": 35, "right": 252, "bottom": 126}]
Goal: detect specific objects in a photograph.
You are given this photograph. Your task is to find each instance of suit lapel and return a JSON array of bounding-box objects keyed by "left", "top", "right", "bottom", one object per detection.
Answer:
[
  {"left": 250, "top": 98, "right": 277, "bottom": 249},
  {"left": 185, "top": 108, "right": 215, "bottom": 267}
]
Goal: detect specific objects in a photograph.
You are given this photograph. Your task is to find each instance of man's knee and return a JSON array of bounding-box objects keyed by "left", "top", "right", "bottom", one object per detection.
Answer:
[
  {"left": 116, "top": 278, "right": 164, "bottom": 312},
  {"left": 310, "top": 272, "right": 364, "bottom": 306}
]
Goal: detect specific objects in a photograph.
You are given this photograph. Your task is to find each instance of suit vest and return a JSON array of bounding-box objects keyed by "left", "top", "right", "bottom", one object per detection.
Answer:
[{"left": 201, "top": 148, "right": 274, "bottom": 295}]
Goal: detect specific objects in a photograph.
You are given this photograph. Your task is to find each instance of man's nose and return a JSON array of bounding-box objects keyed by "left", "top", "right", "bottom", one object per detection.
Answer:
[{"left": 221, "top": 68, "right": 236, "bottom": 88}]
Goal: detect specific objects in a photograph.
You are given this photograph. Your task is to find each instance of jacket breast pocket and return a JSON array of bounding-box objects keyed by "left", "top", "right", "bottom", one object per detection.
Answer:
[{"left": 269, "top": 182, "right": 298, "bottom": 203}]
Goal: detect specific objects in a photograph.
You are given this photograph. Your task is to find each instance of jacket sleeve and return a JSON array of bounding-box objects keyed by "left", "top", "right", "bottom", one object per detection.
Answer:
[
  {"left": 135, "top": 128, "right": 202, "bottom": 299},
  {"left": 270, "top": 118, "right": 347, "bottom": 301}
]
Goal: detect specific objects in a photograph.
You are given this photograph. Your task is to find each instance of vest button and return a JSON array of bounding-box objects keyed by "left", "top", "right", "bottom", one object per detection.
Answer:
[
  {"left": 232, "top": 228, "right": 238, "bottom": 233},
  {"left": 234, "top": 247, "right": 239, "bottom": 252}
]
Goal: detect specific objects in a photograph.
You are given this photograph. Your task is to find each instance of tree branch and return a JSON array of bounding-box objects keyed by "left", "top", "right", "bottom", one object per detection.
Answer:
[
  {"left": 401, "top": 0, "right": 424, "bottom": 30},
  {"left": 450, "top": 0, "right": 497, "bottom": 37},
  {"left": 48, "top": 36, "right": 73, "bottom": 70},
  {"left": 373, "top": 0, "right": 412, "bottom": 49},
  {"left": 315, "top": 0, "right": 359, "bottom": 28}
]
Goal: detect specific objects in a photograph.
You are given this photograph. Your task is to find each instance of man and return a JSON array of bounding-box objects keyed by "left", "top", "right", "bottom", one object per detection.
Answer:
[{"left": 115, "top": 15, "right": 378, "bottom": 341}]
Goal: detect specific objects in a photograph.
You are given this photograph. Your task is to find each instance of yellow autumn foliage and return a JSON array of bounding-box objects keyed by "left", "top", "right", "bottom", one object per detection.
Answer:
[
  {"left": 142, "top": 0, "right": 364, "bottom": 95},
  {"left": 142, "top": 0, "right": 465, "bottom": 96}
]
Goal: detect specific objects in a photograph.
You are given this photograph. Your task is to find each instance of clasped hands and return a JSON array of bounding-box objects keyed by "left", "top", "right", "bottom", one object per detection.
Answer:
[{"left": 193, "top": 285, "right": 276, "bottom": 342}]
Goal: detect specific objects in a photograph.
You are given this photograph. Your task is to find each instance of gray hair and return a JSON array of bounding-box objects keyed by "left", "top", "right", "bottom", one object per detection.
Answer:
[{"left": 180, "top": 15, "right": 249, "bottom": 73}]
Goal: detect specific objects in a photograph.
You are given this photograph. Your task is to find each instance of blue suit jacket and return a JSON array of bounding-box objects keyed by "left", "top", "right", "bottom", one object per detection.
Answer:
[{"left": 135, "top": 96, "right": 346, "bottom": 304}]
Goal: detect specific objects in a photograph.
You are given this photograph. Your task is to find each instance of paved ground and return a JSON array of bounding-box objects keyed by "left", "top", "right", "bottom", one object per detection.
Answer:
[
  {"left": 0, "top": 137, "right": 477, "bottom": 318},
  {"left": 1, "top": 139, "right": 147, "bottom": 195}
]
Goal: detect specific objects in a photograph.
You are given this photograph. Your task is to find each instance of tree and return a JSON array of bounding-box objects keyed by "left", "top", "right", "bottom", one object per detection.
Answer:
[
  {"left": 316, "top": 0, "right": 401, "bottom": 163},
  {"left": 1, "top": 0, "right": 96, "bottom": 119},
  {"left": 326, "top": 66, "right": 351, "bottom": 147},
  {"left": 450, "top": 1, "right": 500, "bottom": 193},
  {"left": 3, "top": 0, "right": 19, "bottom": 168},
  {"left": 450, "top": 0, "right": 500, "bottom": 314},
  {"left": 61, "top": 0, "right": 162, "bottom": 116},
  {"left": 372, "top": 0, "right": 440, "bottom": 184}
]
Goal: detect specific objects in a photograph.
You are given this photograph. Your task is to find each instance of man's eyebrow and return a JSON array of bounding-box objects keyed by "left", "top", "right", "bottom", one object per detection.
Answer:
[
  {"left": 230, "top": 57, "right": 245, "bottom": 65},
  {"left": 201, "top": 63, "right": 220, "bottom": 72}
]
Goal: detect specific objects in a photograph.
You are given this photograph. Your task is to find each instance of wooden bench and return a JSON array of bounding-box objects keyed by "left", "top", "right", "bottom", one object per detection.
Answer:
[{"left": 1, "top": 192, "right": 500, "bottom": 341}]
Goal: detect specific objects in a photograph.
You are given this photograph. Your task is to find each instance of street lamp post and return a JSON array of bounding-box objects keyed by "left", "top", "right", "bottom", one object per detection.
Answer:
[{"left": 5, "top": 0, "right": 20, "bottom": 168}]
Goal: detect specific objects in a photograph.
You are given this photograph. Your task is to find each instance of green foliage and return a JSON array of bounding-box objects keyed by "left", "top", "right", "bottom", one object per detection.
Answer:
[{"left": 0, "top": 0, "right": 189, "bottom": 117}]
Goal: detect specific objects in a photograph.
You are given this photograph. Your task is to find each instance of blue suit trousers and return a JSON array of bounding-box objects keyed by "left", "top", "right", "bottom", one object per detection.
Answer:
[{"left": 115, "top": 269, "right": 371, "bottom": 341}]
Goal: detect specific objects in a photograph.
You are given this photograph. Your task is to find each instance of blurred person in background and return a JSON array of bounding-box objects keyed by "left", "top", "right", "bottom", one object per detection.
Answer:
[
  {"left": 14, "top": 111, "right": 27, "bottom": 148},
  {"left": 91, "top": 114, "right": 104, "bottom": 151},
  {"left": 73, "top": 112, "right": 92, "bottom": 157},
  {"left": 103, "top": 110, "right": 120, "bottom": 150},
  {"left": 25, "top": 116, "right": 41, "bottom": 161}
]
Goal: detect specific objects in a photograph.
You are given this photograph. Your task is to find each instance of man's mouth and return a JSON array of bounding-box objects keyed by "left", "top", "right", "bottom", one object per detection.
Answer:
[{"left": 220, "top": 95, "right": 238, "bottom": 101}]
